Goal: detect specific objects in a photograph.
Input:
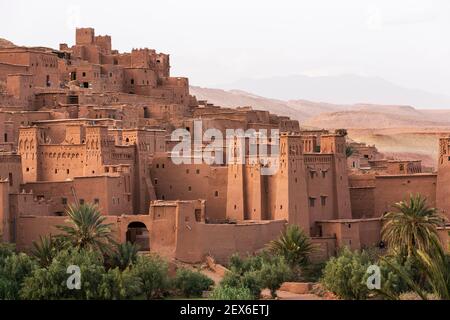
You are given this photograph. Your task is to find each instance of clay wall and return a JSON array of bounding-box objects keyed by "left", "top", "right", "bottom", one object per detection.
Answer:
[
  {"left": 150, "top": 155, "right": 228, "bottom": 221},
  {"left": 349, "top": 187, "right": 375, "bottom": 218},
  {"left": 22, "top": 174, "right": 132, "bottom": 216},
  {"left": 374, "top": 174, "right": 437, "bottom": 217},
  {"left": 0, "top": 62, "right": 29, "bottom": 82}
]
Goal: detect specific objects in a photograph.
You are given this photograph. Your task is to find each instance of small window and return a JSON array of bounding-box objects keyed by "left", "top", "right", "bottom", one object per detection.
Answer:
[
  {"left": 67, "top": 169, "right": 70, "bottom": 174},
  {"left": 94, "top": 198, "right": 99, "bottom": 205},
  {"left": 186, "top": 169, "right": 190, "bottom": 174},
  {"left": 8, "top": 173, "right": 13, "bottom": 186},
  {"left": 321, "top": 196, "right": 327, "bottom": 206},
  {"left": 196, "top": 169, "right": 200, "bottom": 174},
  {"left": 188, "top": 186, "right": 192, "bottom": 191},
  {"left": 62, "top": 197, "right": 68, "bottom": 205},
  {"left": 215, "top": 191, "right": 219, "bottom": 197},
  {"left": 309, "top": 197, "right": 315, "bottom": 207},
  {"left": 130, "top": 79, "right": 134, "bottom": 85},
  {"left": 154, "top": 179, "right": 158, "bottom": 185},
  {"left": 322, "top": 171, "right": 326, "bottom": 178},
  {"left": 79, "top": 199, "right": 85, "bottom": 205},
  {"left": 195, "top": 209, "right": 202, "bottom": 222},
  {"left": 82, "top": 72, "right": 86, "bottom": 77}
]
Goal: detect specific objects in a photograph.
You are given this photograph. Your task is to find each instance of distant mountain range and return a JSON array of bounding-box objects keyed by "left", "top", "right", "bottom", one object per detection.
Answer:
[{"left": 215, "top": 74, "right": 450, "bottom": 110}]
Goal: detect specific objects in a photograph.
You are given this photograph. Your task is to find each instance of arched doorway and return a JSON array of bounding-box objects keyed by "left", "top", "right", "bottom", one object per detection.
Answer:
[{"left": 126, "top": 222, "right": 150, "bottom": 251}]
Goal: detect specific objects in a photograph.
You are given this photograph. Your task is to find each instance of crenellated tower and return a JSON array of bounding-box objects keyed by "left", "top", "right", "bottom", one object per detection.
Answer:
[
  {"left": 270, "top": 133, "right": 310, "bottom": 234},
  {"left": 18, "top": 127, "right": 42, "bottom": 183},
  {"left": 84, "top": 125, "right": 112, "bottom": 176},
  {"left": 320, "top": 134, "right": 352, "bottom": 220}
]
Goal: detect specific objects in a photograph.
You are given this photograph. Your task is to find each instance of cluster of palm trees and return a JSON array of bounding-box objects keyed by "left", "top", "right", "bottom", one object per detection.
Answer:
[{"left": 381, "top": 194, "right": 449, "bottom": 299}]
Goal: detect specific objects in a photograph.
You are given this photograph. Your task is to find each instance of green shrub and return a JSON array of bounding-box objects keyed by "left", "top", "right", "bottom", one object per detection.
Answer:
[
  {"left": 221, "top": 269, "right": 262, "bottom": 299},
  {"left": 0, "top": 253, "right": 37, "bottom": 299},
  {"left": 321, "top": 247, "right": 372, "bottom": 300},
  {"left": 210, "top": 285, "right": 253, "bottom": 300},
  {"left": 0, "top": 242, "right": 15, "bottom": 264},
  {"left": 20, "top": 248, "right": 105, "bottom": 300},
  {"left": 174, "top": 268, "right": 214, "bottom": 297},
  {"left": 131, "top": 255, "right": 170, "bottom": 299},
  {"left": 222, "top": 253, "right": 293, "bottom": 299},
  {"left": 228, "top": 253, "right": 264, "bottom": 274},
  {"left": 98, "top": 267, "right": 142, "bottom": 300},
  {"left": 299, "top": 263, "right": 325, "bottom": 282},
  {"left": 378, "top": 255, "right": 422, "bottom": 297},
  {"left": 258, "top": 256, "right": 293, "bottom": 298},
  {"left": 321, "top": 247, "right": 418, "bottom": 300}
]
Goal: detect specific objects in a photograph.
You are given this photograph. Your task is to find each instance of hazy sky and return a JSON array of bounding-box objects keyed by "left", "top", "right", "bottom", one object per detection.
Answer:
[{"left": 1, "top": 0, "right": 450, "bottom": 95}]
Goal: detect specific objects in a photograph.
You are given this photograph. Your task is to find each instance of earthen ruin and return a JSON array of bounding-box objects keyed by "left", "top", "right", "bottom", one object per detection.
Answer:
[{"left": 0, "top": 28, "right": 448, "bottom": 264}]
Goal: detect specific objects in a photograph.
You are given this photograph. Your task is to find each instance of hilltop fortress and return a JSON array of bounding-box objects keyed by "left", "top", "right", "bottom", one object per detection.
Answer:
[{"left": 0, "top": 28, "right": 448, "bottom": 263}]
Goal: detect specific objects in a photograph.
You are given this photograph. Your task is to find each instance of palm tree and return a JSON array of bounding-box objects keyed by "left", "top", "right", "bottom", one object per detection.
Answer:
[
  {"left": 109, "top": 242, "right": 140, "bottom": 270},
  {"left": 30, "top": 235, "right": 63, "bottom": 267},
  {"left": 383, "top": 249, "right": 449, "bottom": 300},
  {"left": 381, "top": 194, "right": 445, "bottom": 257},
  {"left": 267, "top": 224, "right": 314, "bottom": 267},
  {"left": 56, "top": 203, "right": 115, "bottom": 254}
]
